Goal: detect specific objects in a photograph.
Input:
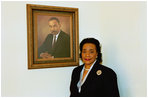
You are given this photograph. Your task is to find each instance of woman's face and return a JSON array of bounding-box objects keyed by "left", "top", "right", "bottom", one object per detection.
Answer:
[{"left": 81, "top": 43, "right": 98, "bottom": 66}]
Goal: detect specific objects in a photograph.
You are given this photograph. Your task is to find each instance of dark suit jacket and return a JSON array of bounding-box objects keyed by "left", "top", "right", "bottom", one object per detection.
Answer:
[
  {"left": 70, "top": 60, "right": 120, "bottom": 97},
  {"left": 38, "top": 31, "right": 70, "bottom": 58}
]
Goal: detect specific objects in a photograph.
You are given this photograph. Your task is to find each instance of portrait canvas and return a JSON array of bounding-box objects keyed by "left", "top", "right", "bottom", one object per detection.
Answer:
[
  {"left": 27, "top": 4, "right": 79, "bottom": 69},
  {"left": 37, "top": 16, "right": 70, "bottom": 49}
]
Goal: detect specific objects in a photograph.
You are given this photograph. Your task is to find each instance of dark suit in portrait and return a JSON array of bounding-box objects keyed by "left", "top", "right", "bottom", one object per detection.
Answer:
[
  {"left": 38, "top": 30, "right": 70, "bottom": 58},
  {"left": 70, "top": 60, "right": 120, "bottom": 97}
]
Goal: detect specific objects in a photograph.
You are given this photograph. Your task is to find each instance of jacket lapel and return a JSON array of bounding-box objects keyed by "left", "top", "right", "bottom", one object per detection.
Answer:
[
  {"left": 52, "top": 31, "right": 63, "bottom": 53},
  {"left": 81, "top": 61, "right": 100, "bottom": 89}
]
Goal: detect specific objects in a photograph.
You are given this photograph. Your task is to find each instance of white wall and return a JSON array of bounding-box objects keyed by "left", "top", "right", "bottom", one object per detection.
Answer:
[{"left": 1, "top": 1, "right": 147, "bottom": 97}]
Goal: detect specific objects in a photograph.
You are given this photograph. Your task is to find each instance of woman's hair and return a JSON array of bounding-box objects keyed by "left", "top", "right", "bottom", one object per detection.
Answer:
[{"left": 80, "top": 38, "right": 102, "bottom": 64}]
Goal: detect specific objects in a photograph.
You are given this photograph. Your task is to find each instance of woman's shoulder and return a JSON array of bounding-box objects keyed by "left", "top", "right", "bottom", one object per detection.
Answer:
[
  {"left": 99, "top": 64, "right": 117, "bottom": 77},
  {"left": 72, "top": 64, "right": 84, "bottom": 73},
  {"left": 71, "top": 65, "right": 84, "bottom": 76}
]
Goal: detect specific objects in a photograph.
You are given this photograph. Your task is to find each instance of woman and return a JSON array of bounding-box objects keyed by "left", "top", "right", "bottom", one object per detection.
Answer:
[{"left": 70, "top": 38, "right": 120, "bottom": 97}]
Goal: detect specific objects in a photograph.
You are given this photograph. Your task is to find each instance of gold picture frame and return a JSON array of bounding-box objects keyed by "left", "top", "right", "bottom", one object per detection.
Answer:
[{"left": 27, "top": 4, "right": 79, "bottom": 69}]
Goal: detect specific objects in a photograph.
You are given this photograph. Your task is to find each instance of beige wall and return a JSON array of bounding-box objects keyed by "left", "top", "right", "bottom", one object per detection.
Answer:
[{"left": 1, "top": 1, "right": 147, "bottom": 97}]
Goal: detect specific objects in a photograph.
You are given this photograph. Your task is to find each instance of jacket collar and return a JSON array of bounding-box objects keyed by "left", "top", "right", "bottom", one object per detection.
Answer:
[{"left": 80, "top": 60, "right": 101, "bottom": 88}]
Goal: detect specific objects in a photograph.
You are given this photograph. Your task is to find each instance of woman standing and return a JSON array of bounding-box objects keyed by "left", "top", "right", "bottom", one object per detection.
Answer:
[{"left": 70, "top": 38, "right": 120, "bottom": 97}]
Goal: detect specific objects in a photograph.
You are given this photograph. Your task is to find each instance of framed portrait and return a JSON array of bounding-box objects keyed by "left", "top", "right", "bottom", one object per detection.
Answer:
[{"left": 27, "top": 4, "right": 79, "bottom": 69}]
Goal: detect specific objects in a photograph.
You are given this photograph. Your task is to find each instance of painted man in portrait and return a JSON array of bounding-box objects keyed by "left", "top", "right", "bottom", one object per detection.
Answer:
[{"left": 38, "top": 17, "right": 70, "bottom": 59}]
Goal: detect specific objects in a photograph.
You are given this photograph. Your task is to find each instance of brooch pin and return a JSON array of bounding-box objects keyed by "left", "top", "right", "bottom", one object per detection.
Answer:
[{"left": 96, "top": 70, "right": 102, "bottom": 76}]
